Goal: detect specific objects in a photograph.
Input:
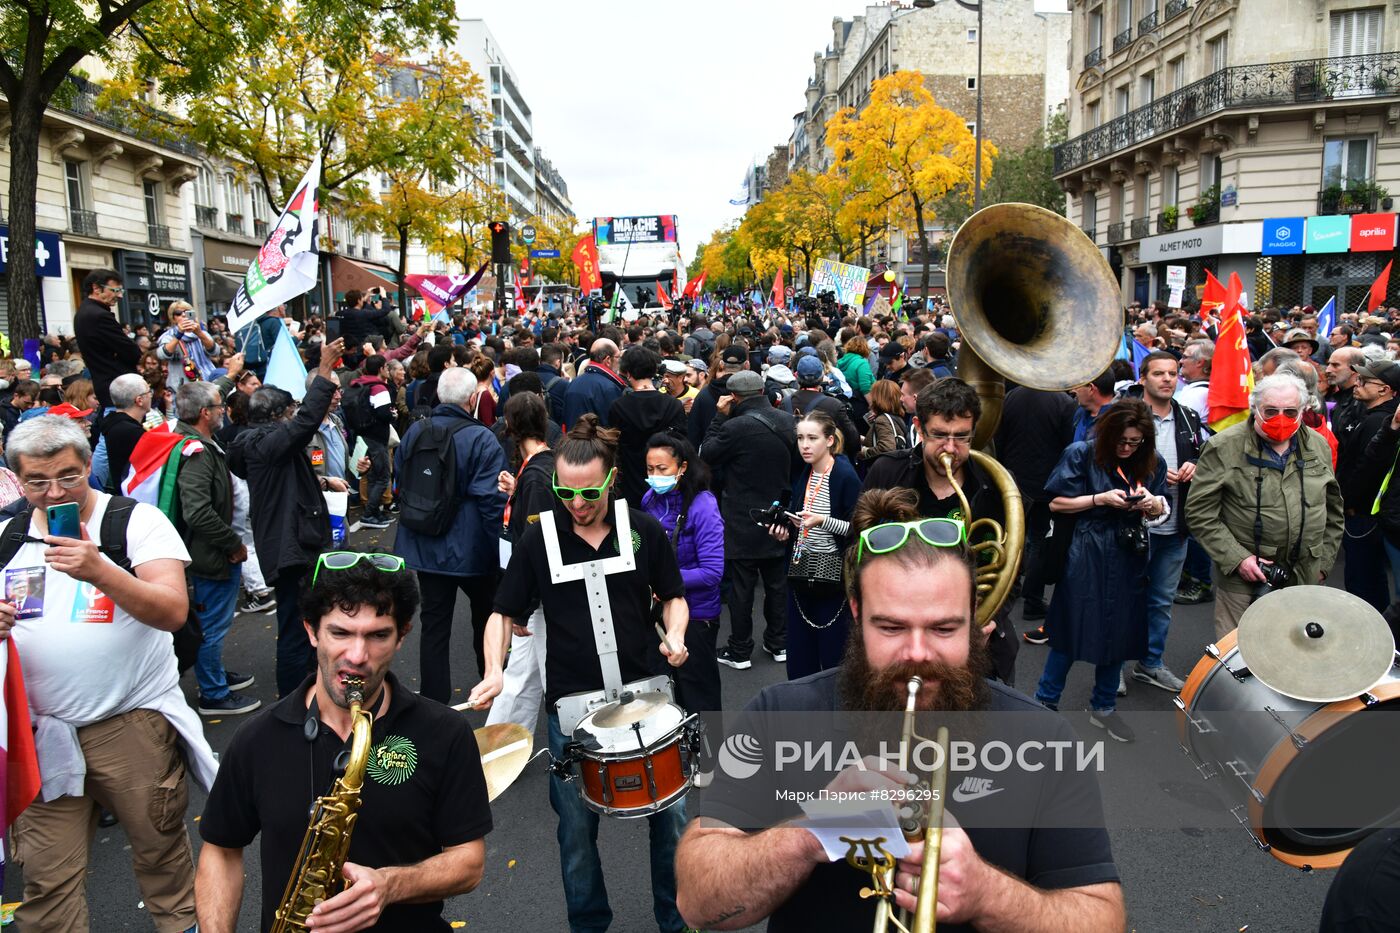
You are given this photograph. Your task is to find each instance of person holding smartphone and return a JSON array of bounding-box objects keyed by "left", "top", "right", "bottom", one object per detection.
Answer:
[{"left": 1033, "top": 399, "right": 1169, "bottom": 744}]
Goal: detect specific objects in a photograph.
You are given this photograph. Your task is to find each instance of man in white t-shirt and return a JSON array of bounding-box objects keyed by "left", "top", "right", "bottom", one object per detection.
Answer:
[{"left": 2, "top": 415, "right": 216, "bottom": 933}]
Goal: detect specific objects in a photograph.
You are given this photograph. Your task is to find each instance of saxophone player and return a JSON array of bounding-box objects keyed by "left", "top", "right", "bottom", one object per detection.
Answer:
[{"left": 196, "top": 552, "right": 493, "bottom": 932}]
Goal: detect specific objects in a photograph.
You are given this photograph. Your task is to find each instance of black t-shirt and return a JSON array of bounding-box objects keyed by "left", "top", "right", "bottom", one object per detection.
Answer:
[
  {"left": 493, "top": 500, "right": 686, "bottom": 707},
  {"left": 608, "top": 390, "right": 686, "bottom": 504},
  {"left": 199, "top": 673, "right": 493, "bottom": 932},
  {"left": 692, "top": 669, "right": 1119, "bottom": 933}
]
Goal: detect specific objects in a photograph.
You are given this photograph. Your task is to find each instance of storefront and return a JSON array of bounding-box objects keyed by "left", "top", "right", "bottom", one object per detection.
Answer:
[
  {"left": 0, "top": 225, "right": 64, "bottom": 336},
  {"left": 1138, "top": 223, "right": 1263, "bottom": 308},
  {"left": 1255, "top": 213, "right": 1399, "bottom": 310},
  {"left": 199, "top": 239, "right": 261, "bottom": 319},
  {"left": 114, "top": 250, "right": 192, "bottom": 330}
]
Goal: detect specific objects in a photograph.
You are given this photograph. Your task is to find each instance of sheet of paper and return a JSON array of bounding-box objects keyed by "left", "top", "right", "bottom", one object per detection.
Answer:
[{"left": 797, "top": 795, "right": 910, "bottom": 862}]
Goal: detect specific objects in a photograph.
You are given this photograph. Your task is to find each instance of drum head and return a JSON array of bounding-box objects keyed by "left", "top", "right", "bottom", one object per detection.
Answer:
[
  {"left": 1261, "top": 699, "right": 1400, "bottom": 856},
  {"left": 1238, "top": 587, "right": 1396, "bottom": 702},
  {"left": 574, "top": 692, "right": 685, "bottom": 754}
]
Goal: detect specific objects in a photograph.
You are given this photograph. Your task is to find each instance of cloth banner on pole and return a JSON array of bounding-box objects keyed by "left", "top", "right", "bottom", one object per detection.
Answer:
[
  {"left": 265, "top": 319, "right": 309, "bottom": 400},
  {"left": 405, "top": 263, "right": 488, "bottom": 315},
  {"left": 227, "top": 156, "right": 322, "bottom": 334},
  {"left": 572, "top": 235, "right": 602, "bottom": 294}
]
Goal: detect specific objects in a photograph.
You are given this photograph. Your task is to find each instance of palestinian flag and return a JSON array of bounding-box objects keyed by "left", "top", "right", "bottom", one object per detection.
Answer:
[{"left": 121, "top": 425, "right": 200, "bottom": 519}]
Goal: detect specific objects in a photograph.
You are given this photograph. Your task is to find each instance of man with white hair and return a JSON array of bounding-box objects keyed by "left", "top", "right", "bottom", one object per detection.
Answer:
[
  {"left": 1185, "top": 373, "right": 1344, "bottom": 638},
  {"left": 393, "top": 366, "right": 507, "bottom": 701},
  {"left": 98, "top": 372, "right": 153, "bottom": 492},
  {"left": 1175, "top": 339, "right": 1213, "bottom": 424}
]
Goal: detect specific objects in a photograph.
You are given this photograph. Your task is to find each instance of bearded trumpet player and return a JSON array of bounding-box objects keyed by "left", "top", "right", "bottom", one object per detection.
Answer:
[{"left": 196, "top": 554, "right": 493, "bottom": 932}]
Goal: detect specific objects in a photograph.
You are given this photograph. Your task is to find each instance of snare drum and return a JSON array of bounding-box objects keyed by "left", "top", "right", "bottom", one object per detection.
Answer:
[
  {"left": 1176, "top": 631, "right": 1400, "bottom": 870},
  {"left": 568, "top": 690, "right": 700, "bottom": 819}
]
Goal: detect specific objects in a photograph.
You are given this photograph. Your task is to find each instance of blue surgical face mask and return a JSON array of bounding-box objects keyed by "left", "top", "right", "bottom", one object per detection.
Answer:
[{"left": 646, "top": 474, "right": 679, "bottom": 494}]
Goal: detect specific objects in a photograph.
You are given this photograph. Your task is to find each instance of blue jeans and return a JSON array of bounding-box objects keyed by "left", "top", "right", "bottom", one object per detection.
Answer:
[
  {"left": 1036, "top": 648, "right": 1121, "bottom": 712},
  {"left": 547, "top": 713, "right": 687, "bottom": 933},
  {"left": 1143, "top": 531, "right": 1189, "bottom": 670},
  {"left": 192, "top": 568, "right": 242, "bottom": 700},
  {"left": 1182, "top": 534, "right": 1212, "bottom": 585},
  {"left": 91, "top": 406, "right": 117, "bottom": 490}
]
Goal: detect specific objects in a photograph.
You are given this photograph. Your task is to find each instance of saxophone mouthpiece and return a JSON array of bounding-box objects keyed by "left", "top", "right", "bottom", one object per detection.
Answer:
[{"left": 344, "top": 676, "right": 366, "bottom": 705}]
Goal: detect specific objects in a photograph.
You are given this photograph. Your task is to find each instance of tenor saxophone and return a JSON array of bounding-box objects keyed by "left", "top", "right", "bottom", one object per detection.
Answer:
[{"left": 271, "top": 678, "right": 375, "bottom": 932}]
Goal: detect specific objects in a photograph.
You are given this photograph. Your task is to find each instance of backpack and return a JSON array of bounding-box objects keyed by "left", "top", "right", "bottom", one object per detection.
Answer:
[
  {"left": 342, "top": 383, "right": 376, "bottom": 433},
  {"left": 0, "top": 497, "right": 204, "bottom": 672},
  {"left": 398, "top": 417, "right": 477, "bottom": 536}
]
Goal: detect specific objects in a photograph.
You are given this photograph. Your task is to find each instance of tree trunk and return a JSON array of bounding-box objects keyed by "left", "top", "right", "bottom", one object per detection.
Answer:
[
  {"left": 398, "top": 225, "right": 410, "bottom": 317},
  {"left": 6, "top": 72, "right": 47, "bottom": 349},
  {"left": 913, "top": 194, "right": 931, "bottom": 303}
]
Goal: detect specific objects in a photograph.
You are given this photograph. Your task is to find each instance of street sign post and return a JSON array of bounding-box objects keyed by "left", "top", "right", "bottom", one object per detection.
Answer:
[{"left": 529, "top": 249, "right": 560, "bottom": 258}]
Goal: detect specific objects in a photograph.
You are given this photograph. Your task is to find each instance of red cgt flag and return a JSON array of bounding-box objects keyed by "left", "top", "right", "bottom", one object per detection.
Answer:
[
  {"left": 656, "top": 280, "right": 673, "bottom": 309},
  {"left": 572, "top": 235, "right": 602, "bottom": 294},
  {"left": 1198, "top": 270, "right": 1241, "bottom": 323},
  {"left": 1206, "top": 271, "right": 1253, "bottom": 431},
  {"left": 683, "top": 271, "right": 707, "bottom": 299},
  {"left": 771, "top": 268, "right": 786, "bottom": 310},
  {"left": 1369, "top": 259, "right": 1393, "bottom": 313}
]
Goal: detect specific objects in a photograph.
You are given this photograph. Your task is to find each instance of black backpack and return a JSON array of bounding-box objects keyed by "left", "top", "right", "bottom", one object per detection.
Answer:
[
  {"left": 0, "top": 497, "right": 204, "bottom": 672},
  {"left": 341, "top": 383, "right": 375, "bottom": 433},
  {"left": 399, "top": 417, "right": 476, "bottom": 536}
]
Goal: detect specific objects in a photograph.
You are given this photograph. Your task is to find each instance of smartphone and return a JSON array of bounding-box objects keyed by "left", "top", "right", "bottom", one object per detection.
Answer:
[
  {"left": 1123, "top": 494, "right": 1145, "bottom": 503},
  {"left": 784, "top": 512, "right": 803, "bottom": 524},
  {"left": 46, "top": 502, "right": 80, "bottom": 539},
  {"left": 325, "top": 317, "right": 343, "bottom": 343}
]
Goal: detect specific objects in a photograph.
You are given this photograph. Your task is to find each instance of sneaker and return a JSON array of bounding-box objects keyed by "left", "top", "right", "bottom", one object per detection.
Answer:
[
  {"left": 1021, "top": 598, "right": 1047, "bottom": 621},
  {"left": 1131, "top": 663, "right": 1185, "bottom": 692},
  {"left": 224, "top": 670, "right": 255, "bottom": 692},
  {"left": 359, "top": 514, "right": 393, "bottom": 529},
  {"left": 716, "top": 646, "right": 752, "bottom": 670},
  {"left": 1174, "top": 582, "right": 1213, "bottom": 605},
  {"left": 98, "top": 807, "right": 118, "bottom": 828},
  {"left": 241, "top": 591, "right": 275, "bottom": 614},
  {"left": 346, "top": 520, "right": 363, "bottom": 534},
  {"left": 1089, "top": 709, "right": 1136, "bottom": 743},
  {"left": 1022, "top": 625, "right": 1049, "bottom": 645},
  {"left": 198, "top": 693, "right": 262, "bottom": 716},
  {"left": 387, "top": 502, "right": 401, "bottom": 514},
  {"left": 1117, "top": 671, "right": 1128, "bottom": 696},
  {"left": 763, "top": 644, "right": 787, "bottom": 664},
  {"left": 1038, "top": 699, "right": 1059, "bottom": 712}
]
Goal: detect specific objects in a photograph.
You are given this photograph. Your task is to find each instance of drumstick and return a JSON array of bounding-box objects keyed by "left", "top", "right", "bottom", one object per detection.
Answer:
[{"left": 654, "top": 622, "right": 677, "bottom": 655}]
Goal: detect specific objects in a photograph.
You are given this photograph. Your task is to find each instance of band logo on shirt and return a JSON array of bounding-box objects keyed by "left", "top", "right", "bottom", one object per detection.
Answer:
[{"left": 367, "top": 735, "right": 418, "bottom": 786}]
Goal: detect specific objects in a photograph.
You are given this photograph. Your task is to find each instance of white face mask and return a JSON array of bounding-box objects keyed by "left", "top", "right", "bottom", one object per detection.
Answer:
[{"left": 0, "top": 379, "right": 11, "bottom": 391}]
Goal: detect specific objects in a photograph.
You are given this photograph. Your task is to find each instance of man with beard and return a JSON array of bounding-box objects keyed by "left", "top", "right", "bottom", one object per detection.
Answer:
[
  {"left": 195, "top": 553, "right": 491, "bottom": 932},
  {"left": 675, "top": 488, "right": 1124, "bottom": 932}
]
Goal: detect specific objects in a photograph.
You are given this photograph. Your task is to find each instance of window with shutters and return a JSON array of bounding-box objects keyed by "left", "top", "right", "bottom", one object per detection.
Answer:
[{"left": 1330, "top": 9, "right": 1382, "bottom": 57}]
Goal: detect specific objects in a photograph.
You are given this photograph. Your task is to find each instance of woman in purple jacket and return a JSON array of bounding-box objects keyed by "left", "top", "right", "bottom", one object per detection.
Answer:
[{"left": 642, "top": 433, "right": 724, "bottom": 712}]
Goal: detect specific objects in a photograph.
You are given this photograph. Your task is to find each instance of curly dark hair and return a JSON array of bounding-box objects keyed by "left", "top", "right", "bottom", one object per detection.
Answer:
[
  {"left": 1094, "top": 397, "right": 1157, "bottom": 485},
  {"left": 300, "top": 559, "right": 420, "bottom": 637},
  {"left": 915, "top": 376, "right": 981, "bottom": 431}
]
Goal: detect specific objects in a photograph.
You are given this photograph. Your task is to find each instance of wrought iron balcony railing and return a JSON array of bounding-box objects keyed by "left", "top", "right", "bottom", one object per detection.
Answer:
[
  {"left": 1085, "top": 46, "right": 1103, "bottom": 70},
  {"left": 1138, "top": 10, "right": 1158, "bottom": 36},
  {"left": 1165, "top": 0, "right": 1189, "bottom": 21},
  {"left": 1156, "top": 211, "right": 1178, "bottom": 234},
  {"left": 1130, "top": 217, "right": 1151, "bottom": 239},
  {"left": 195, "top": 205, "right": 219, "bottom": 229},
  {"left": 254, "top": 219, "right": 269, "bottom": 239},
  {"left": 49, "top": 74, "right": 201, "bottom": 157},
  {"left": 1113, "top": 28, "right": 1133, "bottom": 53},
  {"left": 147, "top": 224, "right": 170, "bottom": 247},
  {"left": 69, "top": 209, "right": 99, "bottom": 237},
  {"left": 225, "top": 213, "right": 245, "bottom": 235},
  {"left": 1317, "top": 188, "right": 1379, "bottom": 215},
  {"left": 1056, "top": 51, "right": 1400, "bottom": 174},
  {"left": 1108, "top": 221, "right": 1127, "bottom": 243}
]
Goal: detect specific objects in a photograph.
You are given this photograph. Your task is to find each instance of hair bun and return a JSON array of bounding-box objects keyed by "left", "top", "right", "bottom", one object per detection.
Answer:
[{"left": 850, "top": 488, "right": 921, "bottom": 536}]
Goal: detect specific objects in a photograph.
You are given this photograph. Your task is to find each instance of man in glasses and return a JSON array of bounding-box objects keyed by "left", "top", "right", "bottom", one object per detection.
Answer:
[
  {"left": 864, "top": 378, "right": 1016, "bottom": 682},
  {"left": 468, "top": 419, "right": 690, "bottom": 933},
  {"left": 675, "top": 487, "right": 1124, "bottom": 932},
  {"left": 0, "top": 415, "right": 215, "bottom": 933},
  {"left": 73, "top": 268, "right": 142, "bottom": 411},
  {"left": 1334, "top": 359, "right": 1400, "bottom": 611},
  {"left": 1186, "top": 373, "right": 1343, "bottom": 638},
  {"left": 98, "top": 373, "right": 154, "bottom": 495},
  {"left": 196, "top": 553, "right": 491, "bottom": 932}
]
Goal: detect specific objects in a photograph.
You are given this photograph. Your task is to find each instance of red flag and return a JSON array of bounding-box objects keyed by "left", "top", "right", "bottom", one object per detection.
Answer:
[
  {"left": 656, "top": 280, "right": 673, "bottom": 310},
  {"left": 513, "top": 278, "right": 527, "bottom": 313},
  {"left": 1206, "top": 283, "right": 1254, "bottom": 431},
  {"left": 684, "top": 271, "right": 707, "bottom": 299},
  {"left": 1198, "top": 270, "right": 1241, "bottom": 323},
  {"left": 572, "top": 235, "right": 602, "bottom": 294},
  {"left": 2, "top": 640, "right": 42, "bottom": 837},
  {"left": 1369, "top": 260, "right": 1393, "bottom": 312},
  {"left": 771, "top": 268, "right": 786, "bottom": 310},
  {"left": 519, "top": 252, "right": 530, "bottom": 288}
]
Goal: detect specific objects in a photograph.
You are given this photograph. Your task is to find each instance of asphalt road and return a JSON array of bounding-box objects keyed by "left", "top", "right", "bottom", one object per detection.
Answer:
[{"left": 5, "top": 517, "right": 1345, "bottom": 932}]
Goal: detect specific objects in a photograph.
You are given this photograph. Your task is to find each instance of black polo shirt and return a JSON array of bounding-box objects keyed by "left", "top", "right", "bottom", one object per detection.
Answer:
[
  {"left": 494, "top": 499, "right": 686, "bottom": 708},
  {"left": 199, "top": 673, "right": 492, "bottom": 932},
  {"left": 692, "top": 669, "right": 1119, "bottom": 933}
]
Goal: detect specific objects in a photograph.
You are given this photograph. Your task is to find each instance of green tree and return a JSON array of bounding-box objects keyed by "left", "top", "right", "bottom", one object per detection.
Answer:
[{"left": 0, "top": 0, "right": 456, "bottom": 346}]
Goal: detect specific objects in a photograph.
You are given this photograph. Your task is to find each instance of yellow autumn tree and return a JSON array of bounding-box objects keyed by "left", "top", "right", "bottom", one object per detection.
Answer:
[{"left": 825, "top": 70, "right": 995, "bottom": 297}]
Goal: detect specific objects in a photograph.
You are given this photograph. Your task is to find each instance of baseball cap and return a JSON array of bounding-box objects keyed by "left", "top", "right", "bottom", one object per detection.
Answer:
[
  {"left": 779, "top": 323, "right": 794, "bottom": 335},
  {"left": 880, "top": 340, "right": 907, "bottom": 361},
  {"left": 796, "top": 346, "right": 819, "bottom": 359},
  {"left": 1353, "top": 359, "right": 1400, "bottom": 393},
  {"left": 728, "top": 370, "right": 764, "bottom": 396},
  {"left": 795, "top": 355, "right": 825, "bottom": 385},
  {"left": 685, "top": 358, "right": 708, "bottom": 372},
  {"left": 768, "top": 345, "right": 793, "bottom": 364},
  {"left": 661, "top": 359, "right": 688, "bottom": 376},
  {"left": 721, "top": 346, "right": 747, "bottom": 368},
  {"left": 766, "top": 363, "right": 796, "bottom": 386}
]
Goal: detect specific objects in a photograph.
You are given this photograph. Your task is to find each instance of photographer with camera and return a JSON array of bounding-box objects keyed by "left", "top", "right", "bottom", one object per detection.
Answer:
[{"left": 1185, "top": 373, "right": 1343, "bottom": 641}]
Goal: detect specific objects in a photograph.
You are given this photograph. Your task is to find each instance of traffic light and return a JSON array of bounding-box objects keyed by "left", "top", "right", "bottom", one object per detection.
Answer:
[{"left": 490, "top": 221, "right": 511, "bottom": 264}]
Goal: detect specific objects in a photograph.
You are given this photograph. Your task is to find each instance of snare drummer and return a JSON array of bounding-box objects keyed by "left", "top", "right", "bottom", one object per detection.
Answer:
[{"left": 468, "top": 414, "right": 691, "bottom": 933}]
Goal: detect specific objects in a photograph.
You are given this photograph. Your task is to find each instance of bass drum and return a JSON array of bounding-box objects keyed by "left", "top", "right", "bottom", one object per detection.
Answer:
[{"left": 1176, "top": 631, "right": 1400, "bottom": 869}]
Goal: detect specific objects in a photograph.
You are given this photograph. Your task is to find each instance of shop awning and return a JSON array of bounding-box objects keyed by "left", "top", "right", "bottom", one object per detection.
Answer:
[
  {"left": 204, "top": 269, "right": 244, "bottom": 305},
  {"left": 328, "top": 254, "right": 419, "bottom": 298}
]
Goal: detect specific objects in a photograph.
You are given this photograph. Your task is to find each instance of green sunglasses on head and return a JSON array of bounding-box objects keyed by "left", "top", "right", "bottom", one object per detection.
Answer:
[
  {"left": 855, "top": 517, "right": 967, "bottom": 564},
  {"left": 312, "top": 551, "right": 405, "bottom": 587},
  {"left": 552, "top": 467, "right": 616, "bottom": 502}
]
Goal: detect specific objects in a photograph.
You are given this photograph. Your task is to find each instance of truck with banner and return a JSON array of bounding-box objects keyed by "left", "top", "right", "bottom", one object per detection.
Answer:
[{"left": 592, "top": 215, "right": 685, "bottom": 308}]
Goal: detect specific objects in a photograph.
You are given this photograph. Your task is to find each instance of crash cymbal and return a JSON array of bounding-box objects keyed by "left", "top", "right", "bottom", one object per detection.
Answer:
[
  {"left": 473, "top": 723, "right": 532, "bottom": 802},
  {"left": 1237, "top": 586, "right": 1395, "bottom": 702},
  {"left": 588, "top": 691, "right": 674, "bottom": 729}
]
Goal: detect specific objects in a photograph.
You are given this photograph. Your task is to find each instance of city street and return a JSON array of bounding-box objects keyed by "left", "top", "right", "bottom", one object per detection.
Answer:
[{"left": 2, "top": 521, "right": 1338, "bottom": 932}]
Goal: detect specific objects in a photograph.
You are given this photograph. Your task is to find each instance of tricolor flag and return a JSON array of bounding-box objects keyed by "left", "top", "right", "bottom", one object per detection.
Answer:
[
  {"left": 0, "top": 639, "right": 40, "bottom": 890},
  {"left": 227, "top": 156, "right": 321, "bottom": 334},
  {"left": 121, "top": 424, "right": 195, "bottom": 515}
]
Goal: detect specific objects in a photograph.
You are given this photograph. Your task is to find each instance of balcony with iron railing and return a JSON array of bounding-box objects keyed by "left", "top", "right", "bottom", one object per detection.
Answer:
[
  {"left": 69, "top": 209, "right": 99, "bottom": 236},
  {"left": 225, "top": 213, "right": 245, "bottom": 235},
  {"left": 1130, "top": 217, "right": 1151, "bottom": 239},
  {"left": 1056, "top": 51, "right": 1400, "bottom": 174},
  {"left": 1112, "top": 28, "right": 1133, "bottom": 53},
  {"left": 1138, "top": 10, "right": 1158, "bottom": 36},
  {"left": 1107, "top": 221, "right": 1127, "bottom": 243},
  {"left": 1316, "top": 182, "right": 1389, "bottom": 215},
  {"left": 1165, "top": 0, "right": 1189, "bottom": 21},
  {"left": 195, "top": 204, "right": 219, "bottom": 229},
  {"left": 1085, "top": 46, "right": 1103, "bottom": 70},
  {"left": 1156, "top": 211, "right": 1178, "bottom": 234},
  {"left": 148, "top": 224, "right": 170, "bottom": 247},
  {"left": 49, "top": 74, "right": 202, "bottom": 157},
  {"left": 254, "top": 219, "right": 269, "bottom": 239}
]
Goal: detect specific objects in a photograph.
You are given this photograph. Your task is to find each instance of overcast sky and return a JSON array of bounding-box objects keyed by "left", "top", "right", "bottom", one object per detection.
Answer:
[{"left": 482, "top": 0, "right": 1067, "bottom": 263}]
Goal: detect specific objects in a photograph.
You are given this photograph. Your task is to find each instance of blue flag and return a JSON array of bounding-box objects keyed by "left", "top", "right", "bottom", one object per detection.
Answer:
[
  {"left": 264, "top": 319, "right": 308, "bottom": 400},
  {"left": 1131, "top": 339, "right": 1152, "bottom": 378},
  {"left": 1317, "top": 296, "right": 1336, "bottom": 344}
]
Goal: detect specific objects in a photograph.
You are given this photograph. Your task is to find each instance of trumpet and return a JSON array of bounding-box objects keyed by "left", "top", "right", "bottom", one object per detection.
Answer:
[{"left": 844, "top": 677, "right": 950, "bottom": 933}]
